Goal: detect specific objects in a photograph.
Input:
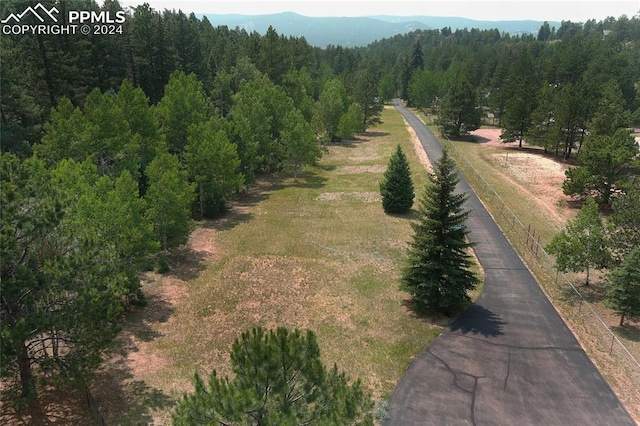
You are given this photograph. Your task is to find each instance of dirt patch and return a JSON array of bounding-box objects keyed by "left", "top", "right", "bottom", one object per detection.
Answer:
[
  {"left": 471, "top": 128, "right": 518, "bottom": 148},
  {"left": 403, "top": 118, "right": 433, "bottom": 173},
  {"left": 336, "top": 165, "right": 387, "bottom": 174},
  {"left": 188, "top": 225, "right": 219, "bottom": 256},
  {"left": 471, "top": 128, "right": 574, "bottom": 223},
  {"left": 316, "top": 192, "right": 382, "bottom": 202}
]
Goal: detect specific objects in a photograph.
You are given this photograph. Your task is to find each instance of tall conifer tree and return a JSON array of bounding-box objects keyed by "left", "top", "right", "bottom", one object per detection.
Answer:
[
  {"left": 606, "top": 248, "right": 640, "bottom": 326},
  {"left": 380, "top": 145, "right": 415, "bottom": 214},
  {"left": 401, "top": 151, "right": 478, "bottom": 313}
]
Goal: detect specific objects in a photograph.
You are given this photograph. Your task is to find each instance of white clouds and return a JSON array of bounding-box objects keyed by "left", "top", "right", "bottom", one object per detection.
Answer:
[{"left": 116, "top": 0, "right": 639, "bottom": 22}]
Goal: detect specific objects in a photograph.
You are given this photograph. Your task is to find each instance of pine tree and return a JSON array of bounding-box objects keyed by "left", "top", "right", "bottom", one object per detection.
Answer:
[
  {"left": 380, "top": 145, "right": 415, "bottom": 214},
  {"left": 172, "top": 327, "right": 373, "bottom": 425},
  {"left": 606, "top": 248, "right": 640, "bottom": 326},
  {"left": 562, "top": 129, "right": 639, "bottom": 206},
  {"left": 401, "top": 151, "right": 478, "bottom": 314},
  {"left": 437, "top": 77, "right": 481, "bottom": 138}
]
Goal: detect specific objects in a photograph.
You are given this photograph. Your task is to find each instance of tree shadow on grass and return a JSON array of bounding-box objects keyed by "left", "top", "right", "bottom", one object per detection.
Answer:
[
  {"left": 361, "top": 131, "right": 390, "bottom": 138},
  {"left": 293, "top": 170, "right": 329, "bottom": 190},
  {"left": 613, "top": 321, "right": 640, "bottom": 342},
  {"left": 92, "top": 349, "right": 176, "bottom": 426},
  {"left": 0, "top": 295, "right": 176, "bottom": 425},
  {"left": 0, "top": 380, "right": 96, "bottom": 426},
  {"left": 385, "top": 208, "right": 420, "bottom": 221},
  {"left": 92, "top": 294, "right": 176, "bottom": 424},
  {"left": 330, "top": 137, "right": 369, "bottom": 148},
  {"left": 164, "top": 248, "right": 211, "bottom": 282},
  {"left": 401, "top": 298, "right": 464, "bottom": 327}
]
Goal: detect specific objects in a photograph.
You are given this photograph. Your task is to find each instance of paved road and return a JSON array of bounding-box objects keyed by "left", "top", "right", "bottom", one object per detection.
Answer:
[{"left": 385, "top": 99, "right": 635, "bottom": 425}]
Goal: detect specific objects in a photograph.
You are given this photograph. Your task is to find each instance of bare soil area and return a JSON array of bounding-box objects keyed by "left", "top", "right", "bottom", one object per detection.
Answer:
[{"left": 470, "top": 128, "right": 576, "bottom": 223}]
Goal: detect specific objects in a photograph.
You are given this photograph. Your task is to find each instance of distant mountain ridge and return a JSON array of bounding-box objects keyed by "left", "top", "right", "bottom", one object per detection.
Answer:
[{"left": 201, "top": 12, "right": 560, "bottom": 47}]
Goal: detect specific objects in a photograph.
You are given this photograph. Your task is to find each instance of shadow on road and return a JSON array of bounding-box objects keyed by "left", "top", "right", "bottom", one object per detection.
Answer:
[{"left": 450, "top": 304, "right": 506, "bottom": 337}]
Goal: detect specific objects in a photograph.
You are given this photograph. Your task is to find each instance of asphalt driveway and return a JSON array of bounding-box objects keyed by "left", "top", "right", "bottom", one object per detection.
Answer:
[{"left": 384, "top": 99, "right": 635, "bottom": 425}]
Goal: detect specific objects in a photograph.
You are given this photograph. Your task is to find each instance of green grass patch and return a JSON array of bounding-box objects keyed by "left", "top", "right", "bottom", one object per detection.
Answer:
[{"left": 100, "top": 107, "right": 456, "bottom": 423}]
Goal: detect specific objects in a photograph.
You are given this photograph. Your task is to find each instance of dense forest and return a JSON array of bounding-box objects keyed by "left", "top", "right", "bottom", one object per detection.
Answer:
[{"left": 1, "top": 0, "right": 639, "bottom": 411}]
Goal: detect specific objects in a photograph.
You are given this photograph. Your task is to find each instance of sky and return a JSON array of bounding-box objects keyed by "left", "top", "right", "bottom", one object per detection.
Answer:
[{"left": 116, "top": 0, "right": 639, "bottom": 22}]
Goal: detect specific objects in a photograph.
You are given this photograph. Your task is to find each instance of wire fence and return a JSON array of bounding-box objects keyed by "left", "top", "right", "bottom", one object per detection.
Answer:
[{"left": 438, "top": 133, "right": 640, "bottom": 403}]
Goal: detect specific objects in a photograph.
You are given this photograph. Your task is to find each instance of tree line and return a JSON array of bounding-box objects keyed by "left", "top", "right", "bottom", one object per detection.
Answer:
[
  {"left": 1, "top": 0, "right": 639, "bottom": 416},
  {"left": 365, "top": 16, "right": 640, "bottom": 158},
  {"left": 1, "top": 0, "right": 383, "bottom": 408}
]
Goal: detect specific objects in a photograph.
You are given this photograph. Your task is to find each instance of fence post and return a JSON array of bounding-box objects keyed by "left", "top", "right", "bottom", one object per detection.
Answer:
[
  {"left": 531, "top": 229, "right": 536, "bottom": 253},
  {"left": 610, "top": 335, "right": 615, "bottom": 355},
  {"left": 526, "top": 224, "right": 531, "bottom": 246}
]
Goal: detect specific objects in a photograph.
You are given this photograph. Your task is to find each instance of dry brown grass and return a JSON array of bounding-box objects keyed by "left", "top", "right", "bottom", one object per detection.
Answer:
[
  {"left": 1, "top": 108, "right": 488, "bottom": 425},
  {"left": 88, "top": 107, "right": 457, "bottom": 424}
]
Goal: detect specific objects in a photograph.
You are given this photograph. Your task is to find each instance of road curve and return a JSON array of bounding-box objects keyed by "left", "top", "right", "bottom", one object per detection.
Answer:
[{"left": 385, "top": 99, "right": 635, "bottom": 425}]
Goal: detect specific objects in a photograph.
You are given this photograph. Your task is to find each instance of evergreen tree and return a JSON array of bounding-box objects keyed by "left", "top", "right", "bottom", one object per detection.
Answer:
[
  {"left": 314, "top": 78, "right": 349, "bottom": 142},
  {"left": 156, "top": 71, "right": 211, "bottom": 158},
  {"left": 410, "top": 40, "right": 424, "bottom": 72},
  {"left": 499, "top": 50, "right": 539, "bottom": 148},
  {"left": 606, "top": 248, "right": 640, "bottom": 326},
  {"left": 609, "top": 183, "right": 640, "bottom": 263},
  {"left": 172, "top": 327, "right": 373, "bottom": 425},
  {"left": 401, "top": 151, "right": 479, "bottom": 313},
  {"left": 437, "top": 77, "right": 481, "bottom": 138},
  {"left": 337, "top": 102, "right": 365, "bottom": 140},
  {"left": 589, "top": 81, "right": 630, "bottom": 136},
  {"left": 380, "top": 145, "right": 415, "bottom": 214},
  {"left": 352, "top": 67, "right": 383, "bottom": 127},
  {"left": 563, "top": 129, "right": 639, "bottom": 205},
  {"left": 145, "top": 152, "right": 196, "bottom": 251},
  {"left": 546, "top": 198, "right": 609, "bottom": 285},
  {"left": 1, "top": 154, "right": 129, "bottom": 401}
]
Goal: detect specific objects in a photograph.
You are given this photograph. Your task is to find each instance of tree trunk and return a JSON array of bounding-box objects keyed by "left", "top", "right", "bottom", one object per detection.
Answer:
[
  {"left": 199, "top": 185, "right": 205, "bottom": 218},
  {"left": 18, "top": 341, "right": 34, "bottom": 398},
  {"left": 36, "top": 34, "right": 56, "bottom": 107},
  {"left": 585, "top": 263, "right": 590, "bottom": 286},
  {"left": 619, "top": 312, "right": 625, "bottom": 327}
]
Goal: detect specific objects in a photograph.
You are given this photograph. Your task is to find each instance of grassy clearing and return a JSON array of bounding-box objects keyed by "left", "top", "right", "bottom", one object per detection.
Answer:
[
  {"left": 91, "top": 107, "right": 466, "bottom": 424},
  {"left": 414, "top": 112, "right": 640, "bottom": 422}
]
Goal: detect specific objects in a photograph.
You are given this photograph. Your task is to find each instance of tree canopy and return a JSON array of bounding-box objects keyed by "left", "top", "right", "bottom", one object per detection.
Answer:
[
  {"left": 563, "top": 129, "right": 639, "bottom": 205},
  {"left": 2, "top": 3, "right": 639, "bottom": 415},
  {"left": 172, "top": 327, "right": 373, "bottom": 425},
  {"left": 546, "top": 198, "right": 609, "bottom": 285}
]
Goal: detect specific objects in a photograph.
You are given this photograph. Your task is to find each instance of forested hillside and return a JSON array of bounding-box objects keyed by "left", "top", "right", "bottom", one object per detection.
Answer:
[{"left": 1, "top": 0, "right": 639, "bottom": 414}]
